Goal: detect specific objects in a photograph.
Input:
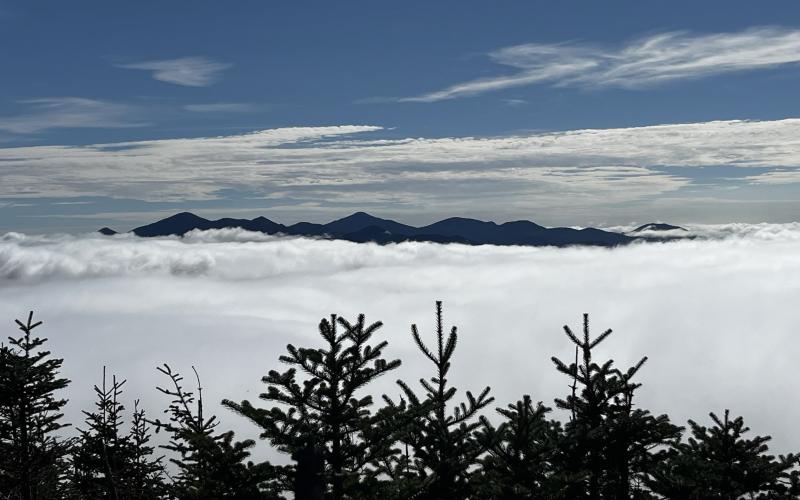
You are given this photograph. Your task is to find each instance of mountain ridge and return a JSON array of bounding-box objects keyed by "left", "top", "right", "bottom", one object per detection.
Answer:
[{"left": 99, "top": 212, "right": 663, "bottom": 247}]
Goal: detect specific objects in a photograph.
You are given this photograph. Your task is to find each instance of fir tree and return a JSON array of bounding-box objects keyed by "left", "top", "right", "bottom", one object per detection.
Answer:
[
  {"left": 71, "top": 369, "right": 128, "bottom": 498},
  {"left": 126, "top": 399, "right": 167, "bottom": 499},
  {"left": 152, "top": 364, "right": 285, "bottom": 500},
  {"left": 0, "top": 312, "right": 72, "bottom": 500},
  {"left": 223, "top": 313, "right": 402, "bottom": 500},
  {"left": 474, "top": 395, "right": 563, "bottom": 499},
  {"left": 71, "top": 369, "right": 165, "bottom": 499},
  {"left": 551, "top": 314, "right": 681, "bottom": 499},
  {"left": 391, "top": 301, "right": 494, "bottom": 500},
  {"left": 646, "top": 410, "right": 800, "bottom": 499}
]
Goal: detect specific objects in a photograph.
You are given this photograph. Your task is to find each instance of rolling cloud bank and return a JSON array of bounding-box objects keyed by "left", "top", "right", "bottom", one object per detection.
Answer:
[{"left": 1, "top": 225, "right": 799, "bottom": 460}]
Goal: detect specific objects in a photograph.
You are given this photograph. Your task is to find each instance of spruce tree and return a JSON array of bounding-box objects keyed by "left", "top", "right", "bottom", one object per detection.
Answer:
[
  {"left": 71, "top": 369, "right": 129, "bottom": 498},
  {"left": 474, "top": 395, "right": 563, "bottom": 499},
  {"left": 223, "top": 313, "right": 402, "bottom": 500},
  {"left": 551, "top": 314, "right": 681, "bottom": 499},
  {"left": 391, "top": 300, "right": 493, "bottom": 500},
  {"left": 127, "top": 399, "right": 167, "bottom": 499},
  {"left": 152, "top": 364, "right": 285, "bottom": 500},
  {"left": 0, "top": 312, "right": 72, "bottom": 500},
  {"left": 646, "top": 410, "right": 800, "bottom": 499},
  {"left": 71, "top": 369, "right": 165, "bottom": 499}
]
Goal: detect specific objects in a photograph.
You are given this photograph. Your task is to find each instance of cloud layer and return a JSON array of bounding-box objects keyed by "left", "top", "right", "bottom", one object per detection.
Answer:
[
  {"left": 183, "top": 102, "right": 254, "bottom": 113},
  {"left": 117, "top": 57, "right": 232, "bottom": 87},
  {"left": 2, "top": 228, "right": 800, "bottom": 460},
  {"left": 3, "top": 118, "right": 800, "bottom": 221},
  {"left": 404, "top": 26, "right": 800, "bottom": 101},
  {"left": 0, "top": 98, "right": 144, "bottom": 134}
]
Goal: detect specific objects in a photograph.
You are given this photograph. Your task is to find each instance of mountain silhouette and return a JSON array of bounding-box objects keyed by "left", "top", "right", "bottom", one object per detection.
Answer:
[
  {"left": 632, "top": 222, "right": 687, "bottom": 232},
  {"left": 132, "top": 212, "right": 287, "bottom": 237},
  {"left": 324, "top": 212, "right": 417, "bottom": 236},
  {"left": 97, "top": 227, "right": 117, "bottom": 236},
  {"left": 122, "top": 212, "right": 638, "bottom": 247}
]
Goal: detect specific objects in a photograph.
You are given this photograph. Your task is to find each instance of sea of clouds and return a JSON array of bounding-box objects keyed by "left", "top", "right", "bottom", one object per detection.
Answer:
[{"left": 1, "top": 225, "right": 800, "bottom": 461}]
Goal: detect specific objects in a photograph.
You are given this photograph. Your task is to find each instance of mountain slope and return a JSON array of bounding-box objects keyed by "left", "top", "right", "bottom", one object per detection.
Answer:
[
  {"left": 123, "top": 211, "right": 635, "bottom": 247},
  {"left": 632, "top": 222, "right": 687, "bottom": 232}
]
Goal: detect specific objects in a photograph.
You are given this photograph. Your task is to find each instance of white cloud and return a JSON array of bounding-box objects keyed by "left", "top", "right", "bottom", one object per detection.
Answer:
[
  {"left": 602, "top": 221, "right": 800, "bottom": 241},
  {"left": 4, "top": 118, "right": 800, "bottom": 218},
  {"left": 0, "top": 98, "right": 145, "bottom": 134},
  {"left": 404, "top": 26, "right": 800, "bottom": 102},
  {"left": 183, "top": 103, "right": 255, "bottom": 113},
  {"left": 501, "top": 98, "right": 529, "bottom": 107},
  {"left": 2, "top": 229, "right": 800, "bottom": 462},
  {"left": 743, "top": 169, "right": 800, "bottom": 185},
  {"left": 117, "top": 57, "right": 232, "bottom": 87}
]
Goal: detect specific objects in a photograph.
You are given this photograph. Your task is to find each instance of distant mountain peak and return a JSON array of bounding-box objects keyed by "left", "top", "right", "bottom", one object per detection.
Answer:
[
  {"left": 97, "top": 227, "right": 117, "bottom": 236},
  {"left": 633, "top": 222, "right": 687, "bottom": 232},
  {"left": 165, "top": 212, "right": 208, "bottom": 222},
  {"left": 335, "top": 211, "right": 380, "bottom": 221}
]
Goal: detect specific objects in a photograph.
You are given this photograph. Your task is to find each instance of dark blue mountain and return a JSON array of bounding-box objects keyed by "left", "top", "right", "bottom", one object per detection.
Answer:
[
  {"left": 132, "top": 212, "right": 213, "bottom": 237},
  {"left": 324, "top": 211, "right": 416, "bottom": 236},
  {"left": 97, "top": 227, "right": 117, "bottom": 236},
  {"left": 632, "top": 222, "right": 687, "bottom": 232},
  {"left": 286, "top": 222, "right": 327, "bottom": 236},
  {"left": 341, "top": 225, "right": 471, "bottom": 245},
  {"left": 416, "top": 217, "right": 506, "bottom": 242},
  {"left": 541, "top": 227, "right": 633, "bottom": 247},
  {"left": 132, "top": 212, "right": 285, "bottom": 237},
  {"left": 121, "top": 211, "right": 635, "bottom": 247}
]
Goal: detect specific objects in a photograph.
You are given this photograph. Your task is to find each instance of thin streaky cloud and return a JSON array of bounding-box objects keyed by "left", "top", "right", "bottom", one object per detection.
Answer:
[
  {"left": 117, "top": 57, "right": 232, "bottom": 87},
  {"left": 402, "top": 26, "right": 800, "bottom": 102},
  {"left": 3, "top": 118, "right": 800, "bottom": 213},
  {"left": 0, "top": 97, "right": 145, "bottom": 134},
  {"left": 183, "top": 103, "right": 255, "bottom": 113},
  {"left": 743, "top": 169, "right": 800, "bottom": 185}
]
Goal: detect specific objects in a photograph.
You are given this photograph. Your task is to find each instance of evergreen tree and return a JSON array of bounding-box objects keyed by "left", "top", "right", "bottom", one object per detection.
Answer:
[
  {"left": 346, "top": 399, "right": 428, "bottom": 500},
  {"left": 223, "top": 313, "right": 402, "bottom": 500},
  {"left": 391, "top": 301, "right": 494, "bottom": 500},
  {"left": 551, "top": 314, "right": 681, "bottom": 499},
  {"left": 71, "top": 369, "right": 165, "bottom": 499},
  {"left": 127, "top": 399, "right": 167, "bottom": 499},
  {"left": 152, "top": 364, "right": 285, "bottom": 500},
  {"left": 474, "top": 395, "right": 563, "bottom": 499},
  {"left": 0, "top": 312, "right": 72, "bottom": 500},
  {"left": 647, "top": 410, "right": 800, "bottom": 499}
]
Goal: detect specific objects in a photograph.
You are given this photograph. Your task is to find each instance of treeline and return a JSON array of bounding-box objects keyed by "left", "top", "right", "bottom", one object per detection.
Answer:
[{"left": 1, "top": 303, "right": 799, "bottom": 500}]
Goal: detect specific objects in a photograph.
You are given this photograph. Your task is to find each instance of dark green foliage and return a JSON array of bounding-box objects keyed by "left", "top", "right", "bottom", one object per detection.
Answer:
[
  {"left": 647, "top": 410, "right": 800, "bottom": 499},
  {"left": 127, "top": 399, "right": 168, "bottom": 499},
  {"left": 0, "top": 312, "right": 72, "bottom": 500},
  {"left": 152, "top": 364, "right": 285, "bottom": 500},
  {"left": 70, "top": 369, "right": 165, "bottom": 499},
  {"left": 391, "top": 301, "right": 494, "bottom": 500},
  {"left": 474, "top": 396, "right": 563, "bottom": 499},
  {"left": 223, "top": 314, "right": 402, "bottom": 500},
  {"left": 551, "top": 314, "right": 682, "bottom": 499},
  {"left": 3, "top": 308, "right": 800, "bottom": 500}
]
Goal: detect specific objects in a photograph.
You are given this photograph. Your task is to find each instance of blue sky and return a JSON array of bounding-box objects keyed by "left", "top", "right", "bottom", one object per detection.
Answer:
[{"left": 3, "top": 0, "right": 800, "bottom": 232}]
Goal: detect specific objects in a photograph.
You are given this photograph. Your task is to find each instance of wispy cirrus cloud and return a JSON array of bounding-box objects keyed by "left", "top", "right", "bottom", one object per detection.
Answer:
[
  {"left": 0, "top": 98, "right": 145, "bottom": 134},
  {"left": 403, "top": 26, "right": 800, "bottom": 102},
  {"left": 3, "top": 118, "right": 800, "bottom": 218},
  {"left": 183, "top": 102, "right": 255, "bottom": 113},
  {"left": 743, "top": 169, "right": 800, "bottom": 185},
  {"left": 117, "top": 57, "right": 232, "bottom": 87}
]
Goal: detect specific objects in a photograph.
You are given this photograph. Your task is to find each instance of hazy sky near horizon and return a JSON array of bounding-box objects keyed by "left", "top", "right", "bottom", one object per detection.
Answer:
[{"left": 3, "top": 1, "right": 800, "bottom": 232}]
